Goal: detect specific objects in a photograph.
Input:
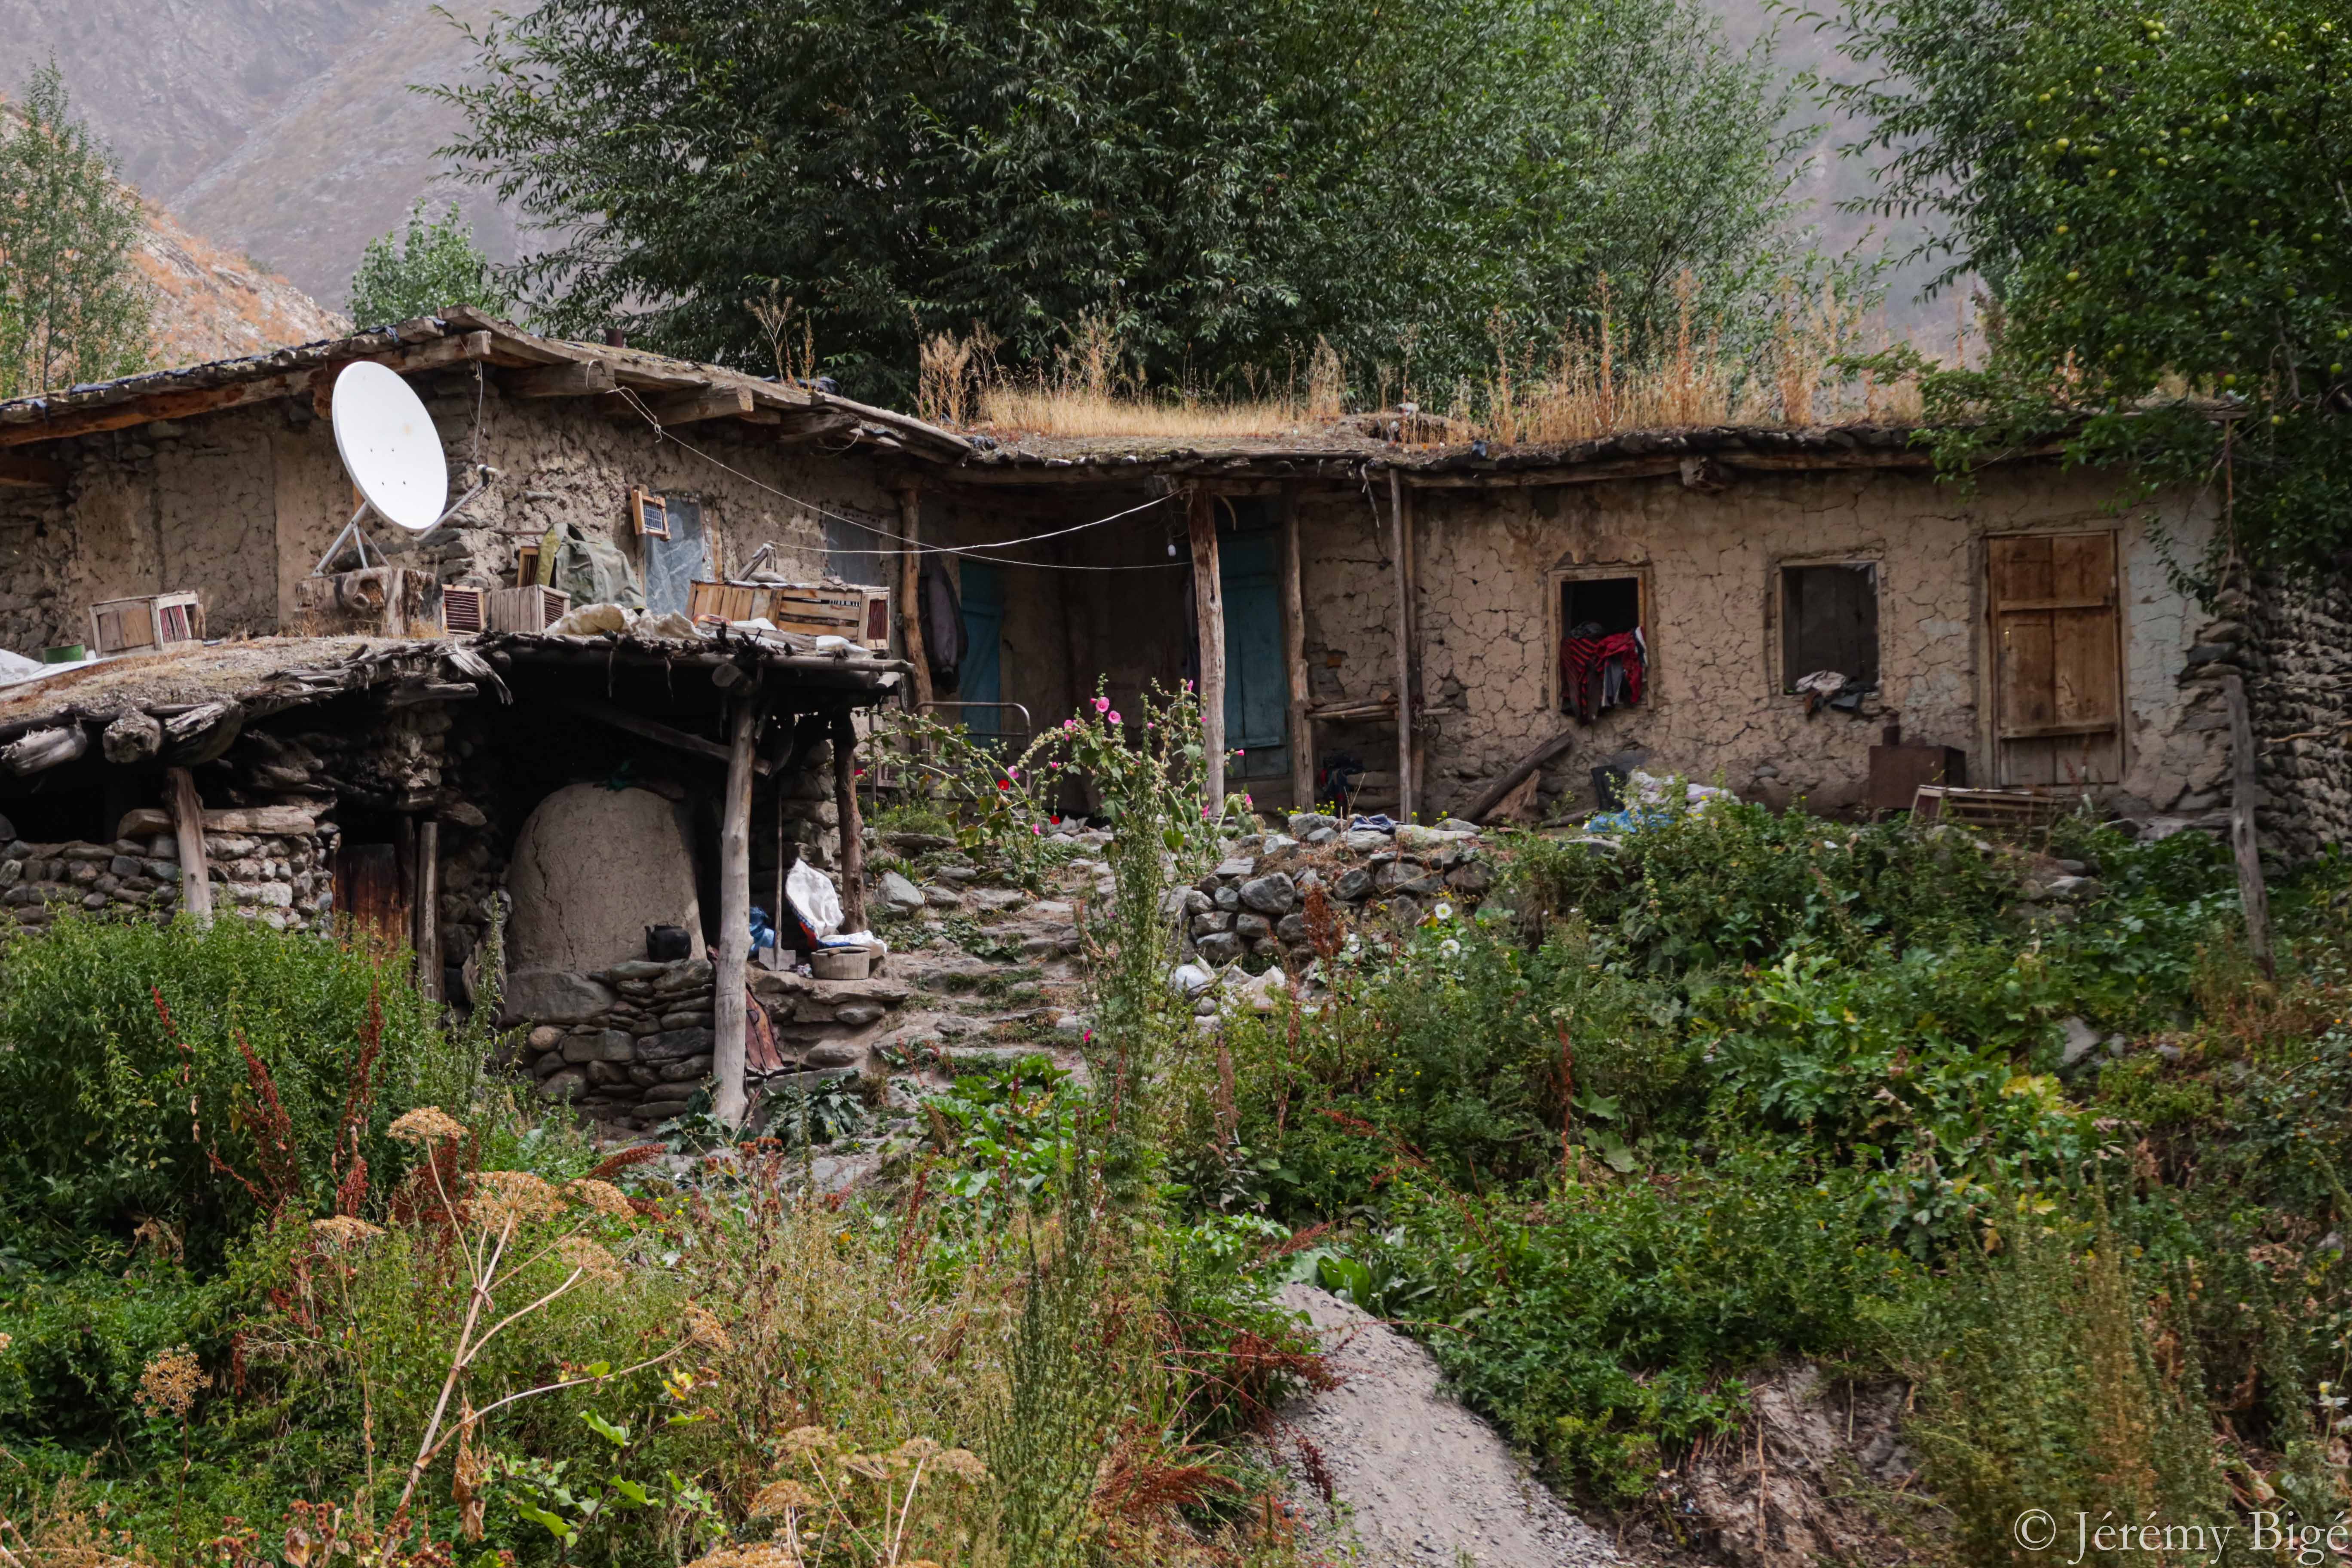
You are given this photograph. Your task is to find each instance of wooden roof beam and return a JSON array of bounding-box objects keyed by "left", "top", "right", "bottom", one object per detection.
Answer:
[
  {"left": 503, "top": 359, "right": 617, "bottom": 398},
  {"left": 643, "top": 386, "right": 756, "bottom": 426}
]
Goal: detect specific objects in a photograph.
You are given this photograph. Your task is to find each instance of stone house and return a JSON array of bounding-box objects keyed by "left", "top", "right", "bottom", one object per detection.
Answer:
[{"left": 0, "top": 312, "right": 2338, "bottom": 1127}]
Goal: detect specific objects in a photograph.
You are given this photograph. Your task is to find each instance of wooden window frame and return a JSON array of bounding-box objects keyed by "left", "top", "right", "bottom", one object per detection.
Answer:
[
  {"left": 1772, "top": 555, "right": 1883, "bottom": 694},
  {"left": 1546, "top": 564, "right": 1653, "bottom": 715}
]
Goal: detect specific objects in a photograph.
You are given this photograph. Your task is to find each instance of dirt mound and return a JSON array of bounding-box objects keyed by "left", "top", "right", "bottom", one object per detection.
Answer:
[
  {"left": 1272, "top": 1284, "right": 1621, "bottom": 1567},
  {"left": 1638, "top": 1364, "right": 1933, "bottom": 1567}
]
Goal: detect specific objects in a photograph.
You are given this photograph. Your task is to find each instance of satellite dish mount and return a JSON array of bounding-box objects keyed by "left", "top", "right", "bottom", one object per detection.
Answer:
[{"left": 317, "top": 360, "right": 497, "bottom": 575}]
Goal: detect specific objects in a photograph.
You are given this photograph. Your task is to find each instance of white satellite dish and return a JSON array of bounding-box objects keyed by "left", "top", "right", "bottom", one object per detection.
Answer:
[
  {"left": 332, "top": 360, "right": 448, "bottom": 531},
  {"left": 315, "top": 359, "right": 496, "bottom": 577}
]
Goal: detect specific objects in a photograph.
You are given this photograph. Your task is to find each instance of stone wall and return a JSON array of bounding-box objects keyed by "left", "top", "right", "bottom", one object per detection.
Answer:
[
  {"left": 0, "top": 827, "right": 333, "bottom": 930},
  {"left": 509, "top": 954, "right": 910, "bottom": 1135},
  {"left": 2199, "top": 570, "right": 2352, "bottom": 861},
  {"left": 1174, "top": 814, "right": 1494, "bottom": 971}
]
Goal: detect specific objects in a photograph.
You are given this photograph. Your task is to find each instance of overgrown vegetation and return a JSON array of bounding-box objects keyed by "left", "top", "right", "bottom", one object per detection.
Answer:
[
  {"left": 346, "top": 199, "right": 511, "bottom": 329},
  {"left": 0, "top": 63, "right": 151, "bottom": 398}
]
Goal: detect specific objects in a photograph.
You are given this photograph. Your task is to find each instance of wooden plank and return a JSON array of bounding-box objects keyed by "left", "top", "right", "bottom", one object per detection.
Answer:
[
  {"left": 1280, "top": 487, "right": 1314, "bottom": 812},
  {"left": 1189, "top": 486, "right": 1227, "bottom": 821},
  {"left": 2052, "top": 607, "right": 2120, "bottom": 730},
  {"left": 712, "top": 691, "right": 763, "bottom": 1126},
  {"left": 336, "top": 843, "right": 403, "bottom": 952},
  {"left": 2224, "top": 669, "right": 2274, "bottom": 977},
  {"left": 561, "top": 695, "right": 775, "bottom": 776},
  {"left": 504, "top": 359, "right": 615, "bottom": 398},
  {"left": 168, "top": 766, "right": 214, "bottom": 929},
  {"left": 894, "top": 488, "right": 934, "bottom": 713},
  {"left": 414, "top": 820, "right": 441, "bottom": 1002},
  {"left": 645, "top": 386, "right": 755, "bottom": 426},
  {"left": 1997, "top": 616, "right": 2057, "bottom": 736},
  {"left": 832, "top": 714, "right": 868, "bottom": 934},
  {"left": 1388, "top": 469, "right": 1415, "bottom": 823},
  {"left": 1459, "top": 727, "right": 1576, "bottom": 824},
  {"left": 0, "top": 452, "right": 67, "bottom": 488}
]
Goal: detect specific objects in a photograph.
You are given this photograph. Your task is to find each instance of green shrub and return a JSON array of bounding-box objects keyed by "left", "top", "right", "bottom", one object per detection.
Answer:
[{"left": 0, "top": 913, "right": 469, "bottom": 1269}]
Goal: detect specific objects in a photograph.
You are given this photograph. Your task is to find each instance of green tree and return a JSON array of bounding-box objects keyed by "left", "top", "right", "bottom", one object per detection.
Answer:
[
  {"left": 346, "top": 198, "right": 511, "bottom": 326},
  {"left": 435, "top": 0, "right": 1805, "bottom": 399},
  {"left": 0, "top": 64, "right": 151, "bottom": 397},
  {"left": 1822, "top": 0, "right": 2352, "bottom": 571}
]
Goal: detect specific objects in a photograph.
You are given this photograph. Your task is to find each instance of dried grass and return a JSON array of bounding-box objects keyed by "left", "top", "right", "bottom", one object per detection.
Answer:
[{"left": 918, "top": 271, "right": 1939, "bottom": 446}]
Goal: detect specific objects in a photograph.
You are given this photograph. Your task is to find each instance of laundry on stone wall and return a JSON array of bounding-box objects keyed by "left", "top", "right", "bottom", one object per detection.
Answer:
[{"left": 1560, "top": 623, "right": 1646, "bottom": 724}]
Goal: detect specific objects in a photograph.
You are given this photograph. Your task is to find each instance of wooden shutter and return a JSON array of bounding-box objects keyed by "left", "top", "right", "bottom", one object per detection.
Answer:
[
  {"left": 334, "top": 843, "right": 409, "bottom": 956},
  {"left": 1988, "top": 532, "right": 2122, "bottom": 785}
]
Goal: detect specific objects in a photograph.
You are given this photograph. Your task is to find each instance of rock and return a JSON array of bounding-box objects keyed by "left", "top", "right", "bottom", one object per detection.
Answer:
[
  {"left": 536, "top": 1068, "right": 588, "bottom": 1102},
  {"left": 1259, "top": 833, "right": 1301, "bottom": 858},
  {"left": 919, "top": 883, "right": 965, "bottom": 909},
  {"left": 502, "top": 969, "right": 618, "bottom": 1025},
  {"left": 1305, "top": 826, "right": 1338, "bottom": 845},
  {"left": 561, "top": 1029, "right": 636, "bottom": 1063},
  {"left": 2058, "top": 1015, "right": 2103, "bottom": 1069},
  {"left": 835, "top": 1001, "right": 886, "bottom": 1026},
  {"left": 1213, "top": 884, "right": 1241, "bottom": 911},
  {"left": 586, "top": 1059, "right": 632, "bottom": 1087},
  {"left": 1276, "top": 912, "right": 1310, "bottom": 942},
  {"left": 879, "top": 870, "right": 926, "bottom": 912},
  {"left": 1445, "top": 860, "right": 1494, "bottom": 894},
  {"left": 1287, "top": 812, "right": 1340, "bottom": 837},
  {"left": 1333, "top": 867, "right": 1373, "bottom": 902},
  {"left": 1214, "top": 855, "right": 1256, "bottom": 880},
  {"left": 1169, "top": 962, "right": 1216, "bottom": 996},
  {"left": 1343, "top": 829, "right": 1390, "bottom": 853},
  {"left": 638, "top": 1026, "right": 716, "bottom": 1062},
  {"left": 1191, "top": 912, "right": 1234, "bottom": 937},
  {"left": 659, "top": 1055, "right": 713, "bottom": 1081},
  {"left": 968, "top": 887, "right": 1026, "bottom": 912},
  {"left": 507, "top": 784, "right": 702, "bottom": 973},
  {"left": 1241, "top": 966, "right": 1290, "bottom": 1014},
  {"left": 530, "top": 1049, "right": 570, "bottom": 1081},
  {"left": 1239, "top": 872, "right": 1298, "bottom": 915},
  {"left": 526, "top": 1024, "right": 564, "bottom": 1053},
  {"left": 1235, "top": 913, "right": 1272, "bottom": 943},
  {"left": 2042, "top": 875, "right": 2104, "bottom": 902},
  {"left": 606, "top": 959, "right": 671, "bottom": 981},
  {"left": 1181, "top": 888, "right": 1213, "bottom": 916},
  {"left": 1196, "top": 931, "right": 1245, "bottom": 965},
  {"left": 1433, "top": 818, "right": 1482, "bottom": 835}
]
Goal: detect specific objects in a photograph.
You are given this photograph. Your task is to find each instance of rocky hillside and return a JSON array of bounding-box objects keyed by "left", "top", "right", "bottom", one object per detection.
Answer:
[
  {"left": 137, "top": 196, "right": 349, "bottom": 368},
  {"left": 0, "top": 0, "right": 510, "bottom": 312}
]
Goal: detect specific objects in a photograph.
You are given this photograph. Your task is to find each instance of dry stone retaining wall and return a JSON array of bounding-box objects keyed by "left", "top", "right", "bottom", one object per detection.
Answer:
[{"left": 0, "top": 828, "right": 333, "bottom": 929}]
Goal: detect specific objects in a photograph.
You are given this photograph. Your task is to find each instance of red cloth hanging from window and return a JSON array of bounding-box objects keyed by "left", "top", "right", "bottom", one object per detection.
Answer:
[{"left": 1560, "top": 630, "right": 1645, "bottom": 723}]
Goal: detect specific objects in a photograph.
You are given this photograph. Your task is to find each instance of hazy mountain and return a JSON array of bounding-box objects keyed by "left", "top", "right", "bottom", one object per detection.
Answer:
[{"left": 0, "top": 0, "right": 510, "bottom": 312}]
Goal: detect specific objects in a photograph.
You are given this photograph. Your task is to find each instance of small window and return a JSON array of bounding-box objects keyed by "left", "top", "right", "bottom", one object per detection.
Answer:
[
  {"left": 1558, "top": 573, "right": 1648, "bottom": 720},
  {"left": 1562, "top": 576, "right": 1642, "bottom": 637},
  {"left": 1781, "top": 563, "right": 1879, "bottom": 689}
]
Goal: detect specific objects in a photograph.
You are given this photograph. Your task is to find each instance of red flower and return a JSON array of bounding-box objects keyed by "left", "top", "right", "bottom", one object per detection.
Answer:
[{"left": 997, "top": 780, "right": 1011, "bottom": 790}]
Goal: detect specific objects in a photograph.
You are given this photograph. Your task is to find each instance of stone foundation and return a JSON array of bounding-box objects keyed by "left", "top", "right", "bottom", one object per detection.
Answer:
[
  {"left": 0, "top": 829, "right": 334, "bottom": 929},
  {"left": 1175, "top": 815, "right": 1494, "bottom": 969}
]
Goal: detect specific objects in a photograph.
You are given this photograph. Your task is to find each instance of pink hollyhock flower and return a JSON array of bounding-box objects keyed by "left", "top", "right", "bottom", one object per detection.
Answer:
[
  {"left": 1106, "top": 710, "right": 1121, "bottom": 723},
  {"left": 1093, "top": 696, "right": 1110, "bottom": 714}
]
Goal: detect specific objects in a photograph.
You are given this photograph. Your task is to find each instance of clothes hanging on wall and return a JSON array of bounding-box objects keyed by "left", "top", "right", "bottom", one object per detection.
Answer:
[
  {"left": 1560, "top": 623, "right": 1646, "bottom": 724},
  {"left": 919, "top": 560, "right": 968, "bottom": 688}
]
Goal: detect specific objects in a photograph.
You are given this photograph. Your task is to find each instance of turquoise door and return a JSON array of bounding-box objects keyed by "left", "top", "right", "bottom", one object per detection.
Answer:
[
  {"left": 1219, "top": 529, "right": 1287, "bottom": 780},
  {"left": 958, "top": 560, "right": 1005, "bottom": 743}
]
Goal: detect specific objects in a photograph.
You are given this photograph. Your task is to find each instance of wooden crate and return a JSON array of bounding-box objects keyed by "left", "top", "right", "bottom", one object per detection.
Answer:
[
  {"left": 441, "top": 585, "right": 486, "bottom": 634},
  {"left": 485, "top": 585, "right": 570, "bottom": 633},
  {"left": 1911, "top": 785, "right": 2067, "bottom": 831},
  {"left": 688, "top": 580, "right": 891, "bottom": 650},
  {"left": 89, "top": 591, "right": 204, "bottom": 655}
]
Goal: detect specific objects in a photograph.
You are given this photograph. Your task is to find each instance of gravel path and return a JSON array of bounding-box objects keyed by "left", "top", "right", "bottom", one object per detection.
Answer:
[{"left": 1274, "top": 1285, "right": 1623, "bottom": 1567}]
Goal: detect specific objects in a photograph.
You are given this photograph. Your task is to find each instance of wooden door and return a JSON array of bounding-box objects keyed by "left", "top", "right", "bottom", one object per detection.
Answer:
[
  {"left": 957, "top": 561, "right": 1004, "bottom": 744},
  {"left": 334, "top": 843, "right": 409, "bottom": 956},
  {"left": 1219, "top": 528, "right": 1289, "bottom": 781},
  {"left": 1988, "top": 532, "right": 2123, "bottom": 787}
]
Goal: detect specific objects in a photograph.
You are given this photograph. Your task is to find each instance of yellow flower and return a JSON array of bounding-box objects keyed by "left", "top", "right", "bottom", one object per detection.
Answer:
[
  {"left": 309, "top": 1216, "right": 385, "bottom": 1254},
  {"left": 470, "top": 1169, "right": 563, "bottom": 1228},
  {"left": 137, "top": 1345, "right": 209, "bottom": 1419},
  {"left": 555, "top": 1234, "right": 623, "bottom": 1285},
  {"left": 566, "top": 1178, "right": 636, "bottom": 1218},
  {"left": 388, "top": 1106, "right": 468, "bottom": 1145}
]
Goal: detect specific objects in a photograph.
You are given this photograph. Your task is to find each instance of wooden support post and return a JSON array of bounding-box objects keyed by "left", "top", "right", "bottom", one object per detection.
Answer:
[
  {"left": 414, "top": 820, "right": 441, "bottom": 1001},
  {"left": 1281, "top": 487, "right": 1314, "bottom": 814},
  {"left": 832, "top": 714, "right": 869, "bottom": 934},
  {"left": 1189, "top": 487, "right": 1228, "bottom": 822},
  {"left": 895, "top": 488, "right": 934, "bottom": 714},
  {"left": 1387, "top": 469, "right": 1415, "bottom": 822},
  {"left": 166, "top": 766, "right": 213, "bottom": 929},
  {"left": 713, "top": 689, "right": 763, "bottom": 1126},
  {"left": 2223, "top": 668, "right": 2275, "bottom": 978}
]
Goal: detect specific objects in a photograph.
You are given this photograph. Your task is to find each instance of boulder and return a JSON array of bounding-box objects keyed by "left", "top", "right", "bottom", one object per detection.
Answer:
[
  {"left": 1343, "top": 829, "right": 1390, "bottom": 853},
  {"left": 1214, "top": 855, "right": 1257, "bottom": 880},
  {"left": 561, "top": 1029, "right": 636, "bottom": 1064},
  {"left": 1333, "top": 867, "right": 1374, "bottom": 902},
  {"left": 536, "top": 1067, "right": 588, "bottom": 1102},
  {"left": 503, "top": 969, "right": 617, "bottom": 1026},
  {"left": 1288, "top": 812, "right": 1340, "bottom": 837},
  {"left": 879, "top": 870, "right": 926, "bottom": 912},
  {"left": 508, "top": 784, "right": 701, "bottom": 974},
  {"left": 1195, "top": 931, "right": 1245, "bottom": 965},
  {"left": 638, "top": 1026, "right": 716, "bottom": 1063},
  {"left": 1238, "top": 873, "right": 1298, "bottom": 915},
  {"left": 1235, "top": 913, "right": 1272, "bottom": 943}
]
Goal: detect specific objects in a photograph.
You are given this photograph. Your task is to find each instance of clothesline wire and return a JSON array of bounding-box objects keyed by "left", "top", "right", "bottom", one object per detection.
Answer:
[{"left": 609, "top": 387, "right": 1190, "bottom": 572}]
